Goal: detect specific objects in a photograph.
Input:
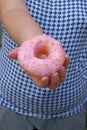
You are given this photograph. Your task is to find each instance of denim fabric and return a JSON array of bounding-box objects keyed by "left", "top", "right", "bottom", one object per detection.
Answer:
[{"left": 0, "top": 105, "right": 86, "bottom": 130}]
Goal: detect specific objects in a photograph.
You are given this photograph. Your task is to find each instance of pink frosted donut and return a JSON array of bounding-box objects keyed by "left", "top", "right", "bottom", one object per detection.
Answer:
[{"left": 18, "top": 34, "right": 65, "bottom": 78}]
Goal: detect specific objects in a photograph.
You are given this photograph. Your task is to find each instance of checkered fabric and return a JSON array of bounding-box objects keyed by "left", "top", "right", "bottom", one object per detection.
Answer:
[{"left": 0, "top": 0, "right": 87, "bottom": 119}]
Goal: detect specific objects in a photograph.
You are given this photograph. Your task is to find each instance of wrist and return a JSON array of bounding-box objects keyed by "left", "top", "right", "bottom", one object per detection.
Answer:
[{"left": 17, "top": 24, "right": 43, "bottom": 46}]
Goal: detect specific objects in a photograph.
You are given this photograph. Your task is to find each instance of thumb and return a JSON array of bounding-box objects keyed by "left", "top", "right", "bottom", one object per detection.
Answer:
[{"left": 8, "top": 48, "right": 18, "bottom": 60}]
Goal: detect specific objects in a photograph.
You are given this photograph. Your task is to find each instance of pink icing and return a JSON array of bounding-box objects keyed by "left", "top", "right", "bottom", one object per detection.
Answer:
[{"left": 18, "top": 34, "right": 65, "bottom": 78}]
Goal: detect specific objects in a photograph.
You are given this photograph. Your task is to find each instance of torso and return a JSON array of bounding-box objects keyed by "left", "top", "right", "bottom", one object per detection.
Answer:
[{"left": 0, "top": 0, "right": 87, "bottom": 119}]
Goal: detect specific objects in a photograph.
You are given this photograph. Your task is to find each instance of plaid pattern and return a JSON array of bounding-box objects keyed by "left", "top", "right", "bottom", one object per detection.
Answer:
[{"left": 0, "top": 0, "right": 87, "bottom": 119}]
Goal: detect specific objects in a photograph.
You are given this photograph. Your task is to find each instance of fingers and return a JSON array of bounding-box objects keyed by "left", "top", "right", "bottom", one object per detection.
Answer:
[
  {"left": 49, "top": 67, "right": 66, "bottom": 89},
  {"left": 32, "top": 76, "right": 49, "bottom": 88},
  {"left": 59, "top": 67, "right": 66, "bottom": 83},
  {"left": 64, "top": 54, "right": 70, "bottom": 68},
  {"left": 32, "top": 54, "right": 70, "bottom": 89},
  {"left": 39, "top": 77, "right": 49, "bottom": 88},
  {"left": 8, "top": 48, "right": 18, "bottom": 59},
  {"left": 32, "top": 66, "right": 66, "bottom": 89},
  {"left": 49, "top": 72, "right": 60, "bottom": 89}
]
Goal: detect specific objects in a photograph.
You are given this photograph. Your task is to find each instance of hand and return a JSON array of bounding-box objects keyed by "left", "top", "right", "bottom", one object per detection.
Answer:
[{"left": 8, "top": 48, "right": 70, "bottom": 89}]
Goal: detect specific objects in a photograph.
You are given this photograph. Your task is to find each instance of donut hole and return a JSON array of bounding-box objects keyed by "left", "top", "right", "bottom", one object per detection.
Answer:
[{"left": 34, "top": 44, "right": 49, "bottom": 59}]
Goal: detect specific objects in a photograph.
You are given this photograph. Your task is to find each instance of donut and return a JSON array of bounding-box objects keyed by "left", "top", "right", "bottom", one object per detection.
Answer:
[{"left": 17, "top": 34, "right": 65, "bottom": 78}]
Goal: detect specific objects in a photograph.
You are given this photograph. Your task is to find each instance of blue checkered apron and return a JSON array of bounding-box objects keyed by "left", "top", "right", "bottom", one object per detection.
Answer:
[{"left": 0, "top": 0, "right": 87, "bottom": 119}]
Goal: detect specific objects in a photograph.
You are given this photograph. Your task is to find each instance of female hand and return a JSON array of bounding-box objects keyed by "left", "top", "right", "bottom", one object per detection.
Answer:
[{"left": 8, "top": 48, "right": 70, "bottom": 89}]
